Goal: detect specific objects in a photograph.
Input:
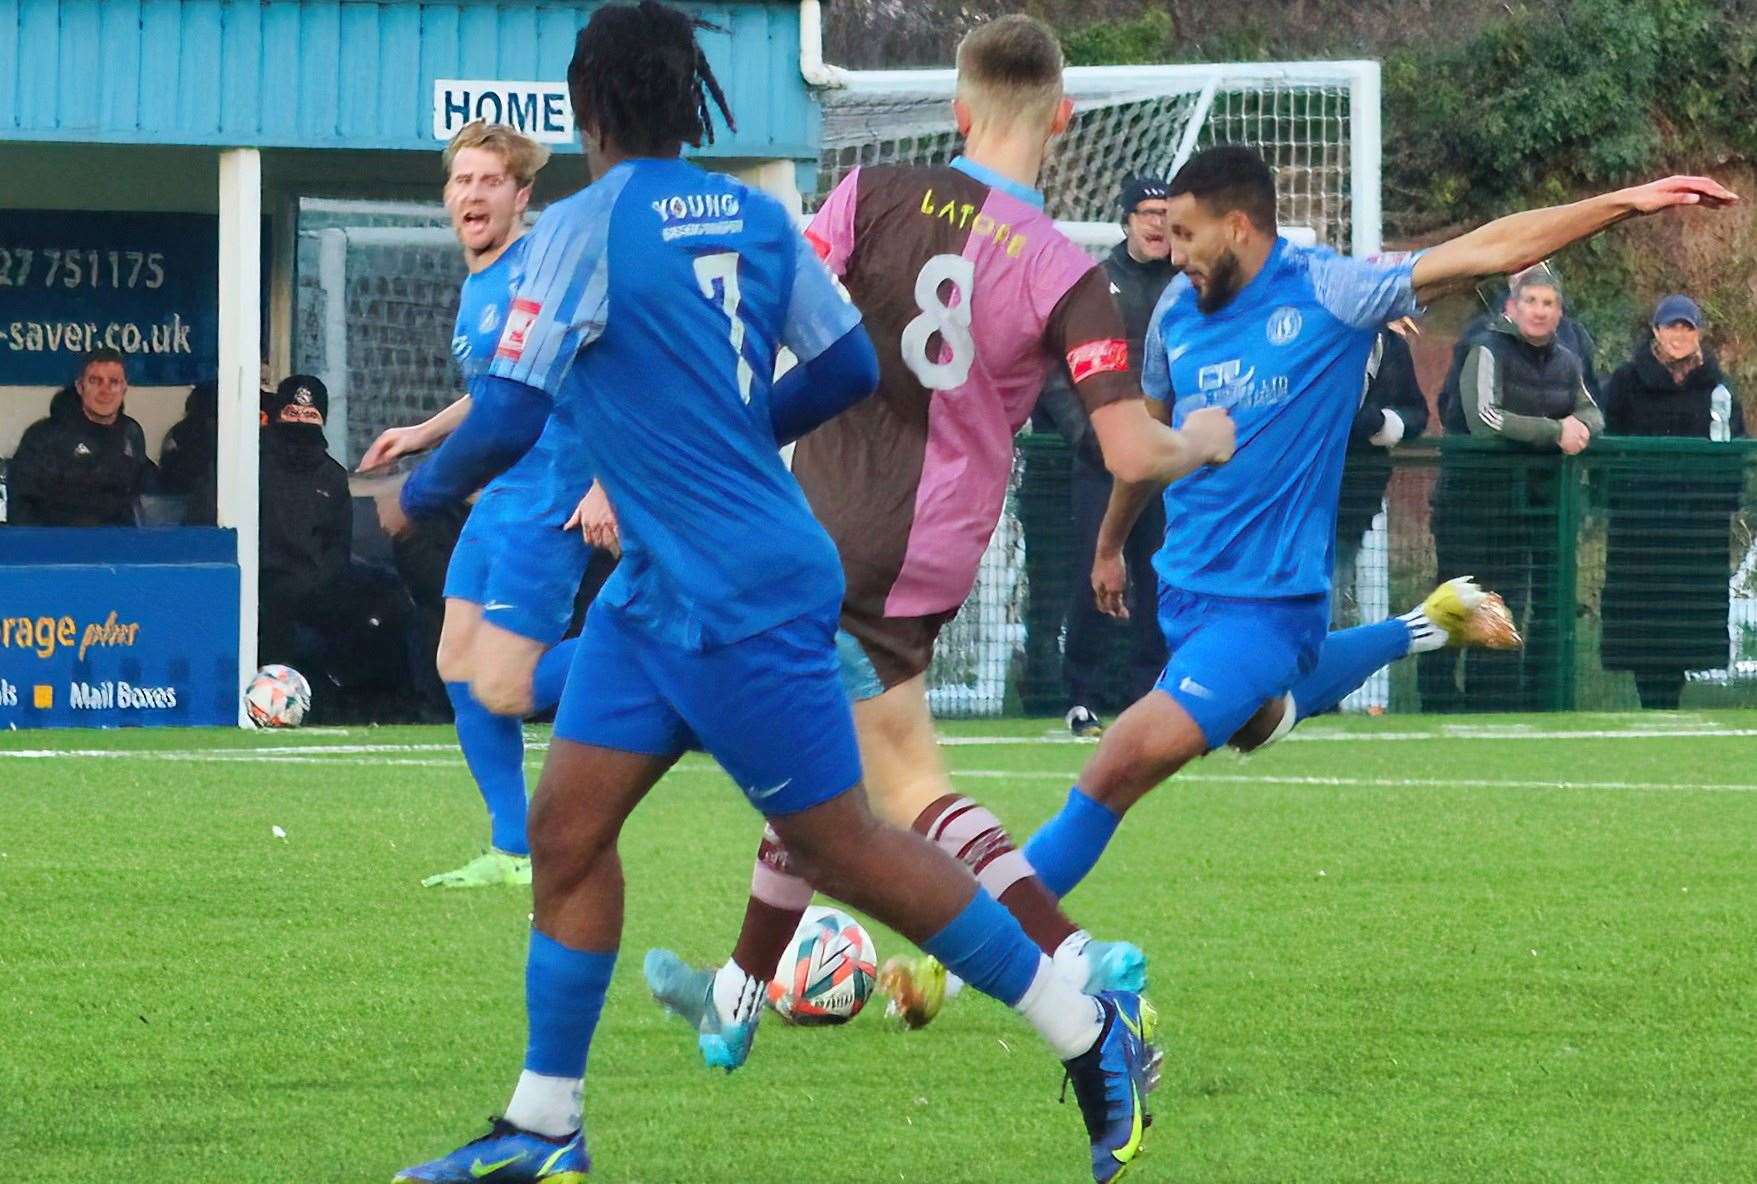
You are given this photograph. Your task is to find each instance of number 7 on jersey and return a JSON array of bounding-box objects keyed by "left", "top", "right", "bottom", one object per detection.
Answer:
[{"left": 693, "top": 251, "right": 755, "bottom": 404}]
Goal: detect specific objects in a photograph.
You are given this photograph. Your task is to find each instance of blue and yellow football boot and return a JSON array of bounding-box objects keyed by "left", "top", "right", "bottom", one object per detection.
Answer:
[
  {"left": 393, "top": 1118, "right": 588, "bottom": 1183},
  {"left": 1062, "top": 992, "right": 1161, "bottom": 1183}
]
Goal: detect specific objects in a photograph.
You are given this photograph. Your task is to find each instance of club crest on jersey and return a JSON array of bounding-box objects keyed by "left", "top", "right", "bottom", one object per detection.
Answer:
[
  {"left": 495, "top": 298, "right": 541, "bottom": 362},
  {"left": 1267, "top": 306, "right": 1303, "bottom": 346}
]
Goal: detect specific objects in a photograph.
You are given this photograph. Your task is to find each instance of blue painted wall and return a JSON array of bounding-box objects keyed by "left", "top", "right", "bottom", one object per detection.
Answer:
[{"left": 0, "top": 1, "right": 816, "bottom": 160}]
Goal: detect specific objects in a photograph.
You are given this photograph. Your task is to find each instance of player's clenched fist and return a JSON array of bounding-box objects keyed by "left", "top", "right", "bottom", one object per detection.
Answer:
[{"left": 1183, "top": 406, "right": 1236, "bottom": 465}]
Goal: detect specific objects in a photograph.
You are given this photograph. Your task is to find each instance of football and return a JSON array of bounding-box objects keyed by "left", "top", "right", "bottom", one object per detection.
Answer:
[
  {"left": 245, "top": 665, "right": 312, "bottom": 729},
  {"left": 767, "top": 905, "right": 878, "bottom": 1025}
]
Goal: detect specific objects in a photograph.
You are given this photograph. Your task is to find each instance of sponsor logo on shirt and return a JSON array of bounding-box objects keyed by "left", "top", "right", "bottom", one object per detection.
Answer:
[
  {"left": 1267, "top": 306, "right": 1303, "bottom": 346},
  {"left": 1194, "top": 357, "right": 1289, "bottom": 411},
  {"left": 496, "top": 298, "right": 541, "bottom": 362},
  {"left": 651, "top": 192, "right": 745, "bottom": 242},
  {"left": 1067, "top": 338, "right": 1130, "bottom": 384}
]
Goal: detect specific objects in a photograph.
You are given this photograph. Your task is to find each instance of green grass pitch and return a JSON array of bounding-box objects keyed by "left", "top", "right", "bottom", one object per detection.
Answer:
[{"left": 4, "top": 712, "right": 1755, "bottom": 1182}]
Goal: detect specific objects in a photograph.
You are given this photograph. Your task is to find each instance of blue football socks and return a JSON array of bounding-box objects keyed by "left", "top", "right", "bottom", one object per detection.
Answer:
[
  {"left": 1288, "top": 619, "right": 1411, "bottom": 721},
  {"left": 920, "top": 890, "right": 1042, "bottom": 1007},
  {"left": 447, "top": 680, "right": 530, "bottom": 856},
  {"left": 531, "top": 638, "right": 579, "bottom": 715},
  {"left": 1024, "top": 787, "right": 1121, "bottom": 900},
  {"left": 524, "top": 930, "right": 617, "bottom": 1078}
]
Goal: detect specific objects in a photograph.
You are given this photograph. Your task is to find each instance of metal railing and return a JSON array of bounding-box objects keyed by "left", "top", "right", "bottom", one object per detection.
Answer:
[{"left": 935, "top": 435, "right": 1757, "bottom": 717}]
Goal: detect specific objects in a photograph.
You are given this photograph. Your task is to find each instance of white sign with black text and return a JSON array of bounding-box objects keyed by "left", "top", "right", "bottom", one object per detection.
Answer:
[{"left": 433, "top": 80, "right": 575, "bottom": 145}]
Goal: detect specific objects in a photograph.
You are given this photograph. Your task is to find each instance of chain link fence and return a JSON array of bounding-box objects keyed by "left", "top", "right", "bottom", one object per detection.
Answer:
[{"left": 953, "top": 434, "right": 1757, "bottom": 718}]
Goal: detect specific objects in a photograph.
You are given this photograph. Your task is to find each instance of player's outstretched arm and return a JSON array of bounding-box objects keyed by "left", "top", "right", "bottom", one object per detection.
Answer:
[
  {"left": 357, "top": 395, "right": 473, "bottom": 472},
  {"left": 1412, "top": 175, "right": 1738, "bottom": 303},
  {"left": 398, "top": 375, "right": 548, "bottom": 518}
]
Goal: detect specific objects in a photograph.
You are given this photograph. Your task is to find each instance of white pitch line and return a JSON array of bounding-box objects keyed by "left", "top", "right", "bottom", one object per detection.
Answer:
[
  {"left": 2, "top": 742, "right": 1752, "bottom": 794},
  {"left": 4, "top": 723, "right": 1754, "bottom": 763},
  {"left": 949, "top": 769, "right": 1757, "bottom": 794},
  {"left": 941, "top": 726, "right": 1757, "bottom": 746}
]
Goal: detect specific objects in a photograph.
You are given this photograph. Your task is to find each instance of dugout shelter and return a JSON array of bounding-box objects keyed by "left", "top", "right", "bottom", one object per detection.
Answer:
[{"left": 0, "top": 0, "right": 831, "bottom": 727}]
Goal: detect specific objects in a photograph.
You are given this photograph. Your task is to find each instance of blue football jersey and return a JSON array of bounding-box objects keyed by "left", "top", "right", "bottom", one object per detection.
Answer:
[
  {"left": 488, "top": 157, "right": 863, "bottom": 649},
  {"left": 1142, "top": 238, "right": 1420, "bottom": 600},
  {"left": 453, "top": 236, "right": 590, "bottom": 526}
]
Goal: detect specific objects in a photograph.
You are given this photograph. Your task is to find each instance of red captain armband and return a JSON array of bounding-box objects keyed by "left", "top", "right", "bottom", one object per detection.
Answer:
[
  {"left": 1066, "top": 338, "right": 1130, "bottom": 384},
  {"left": 804, "top": 229, "right": 832, "bottom": 260},
  {"left": 495, "top": 298, "right": 542, "bottom": 362}
]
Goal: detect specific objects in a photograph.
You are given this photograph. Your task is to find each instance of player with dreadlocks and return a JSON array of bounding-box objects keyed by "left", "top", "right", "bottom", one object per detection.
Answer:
[{"left": 391, "top": 5, "right": 1163, "bottom": 1182}]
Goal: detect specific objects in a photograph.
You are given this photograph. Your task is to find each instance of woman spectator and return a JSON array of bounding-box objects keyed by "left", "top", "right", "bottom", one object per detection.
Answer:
[{"left": 1601, "top": 294, "right": 1746, "bottom": 709}]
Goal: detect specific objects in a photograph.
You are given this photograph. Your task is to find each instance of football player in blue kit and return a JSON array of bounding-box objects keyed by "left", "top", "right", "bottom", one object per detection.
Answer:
[
  {"left": 1023, "top": 146, "right": 1737, "bottom": 900},
  {"left": 361, "top": 122, "right": 593, "bottom": 889},
  {"left": 391, "top": 5, "right": 1164, "bottom": 1182}
]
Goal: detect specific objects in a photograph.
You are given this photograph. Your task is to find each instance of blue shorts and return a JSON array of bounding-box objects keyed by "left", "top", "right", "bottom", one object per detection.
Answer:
[
  {"left": 1155, "top": 585, "right": 1329, "bottom": 750},
  {"left": 444, "top": 502, "right": 592, "bottom": 645},
  {"left": 554, "top": 603, "right": 863, "bottom": 818}
]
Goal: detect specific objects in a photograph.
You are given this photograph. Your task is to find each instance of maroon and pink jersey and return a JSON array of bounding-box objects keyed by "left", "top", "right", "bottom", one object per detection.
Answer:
[{"left": 799, "top": 161, "right": 1134, "bottom": 622}]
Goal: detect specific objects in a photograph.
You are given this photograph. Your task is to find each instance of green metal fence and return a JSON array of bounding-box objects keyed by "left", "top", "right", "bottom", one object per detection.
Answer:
[{"left": 930, "top": 434, "right": 1757, "bottom": 717}]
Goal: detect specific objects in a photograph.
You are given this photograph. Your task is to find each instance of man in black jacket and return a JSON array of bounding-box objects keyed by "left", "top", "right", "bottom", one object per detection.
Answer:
[
  {"left": 1033, "top": 177, "right": 1175, "bottom": 735},
  {"left": 1601, "top": 293, "right": 1747, "bottom": 708},
  {"left": 6, "top": 349, "right": 155, "bottom": 526},
  {"left": 1334, "top": 328, "right": 1429, "bottom": 629},
  {"left": 193, "top": 375, "right": 411, "bottom": 720}
]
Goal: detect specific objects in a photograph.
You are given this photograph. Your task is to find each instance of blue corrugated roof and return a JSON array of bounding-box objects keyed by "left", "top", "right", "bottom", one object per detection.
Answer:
[{"left": 0, "top": 1, "right": 817, "bottom": 158}]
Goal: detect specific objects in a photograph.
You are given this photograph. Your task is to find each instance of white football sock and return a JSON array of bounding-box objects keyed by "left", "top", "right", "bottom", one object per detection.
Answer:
[
  {"left": 1399, "top": 605, "right": 1447, "bottom": 653},
  {"left": 505, "top": 1070, "right": 581, "bottom": 1138},
  {"left": 1051, "top": 929, "right": 1095, "bottom": 989},
  {"left": 1013, "top": 954, "right": 1105, "bottom": 1060},
  {"left": 711, "top": 961, "right": 765, "bottom": 1029}
]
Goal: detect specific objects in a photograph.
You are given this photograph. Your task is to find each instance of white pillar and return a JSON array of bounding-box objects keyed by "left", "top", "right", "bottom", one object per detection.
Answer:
[
  {"left": 218, "top": 149, "right": 263, "bottom": 726},
  {"left": 737, "top": 159, "right": 804, "bottom": 220},
  {"left": 317, "top": 228, "right": 351, "bottom": 463}
]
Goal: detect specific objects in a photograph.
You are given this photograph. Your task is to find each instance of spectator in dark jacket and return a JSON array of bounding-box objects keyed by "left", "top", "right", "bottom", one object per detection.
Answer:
[
  {"left": 1601, "top": 294, "right": 1747, "bottom": 709},
  {"left": 6, "top": 349, "right": 155, "bottom": 526},
  {"left": 157, "top": 380, "right": 219, "bottom": 499},
  {"left": 1032, "top": 176, "right": 1175, "bottom": 733},
  {"left": 192, "top": 375, "right": 411, "bottom": 720},
  {"left": 1437, "top": 264, "right": 1603, "bottom": 434},
  {"left": 1334, "top": 328, "right": 1428, "bottom": 624}
]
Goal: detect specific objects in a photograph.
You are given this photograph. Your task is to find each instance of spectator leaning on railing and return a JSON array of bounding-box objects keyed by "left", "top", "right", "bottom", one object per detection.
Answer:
[
  {"left": 5, "top": 348, "right": 156, "bottom": 527},
  {"left": 1438, "top": 263, "right": 1604, "bottom": 432},
  {"left": 1601, "top": 294, "right": 1747, "bottom": 709},
  {"left": 1459, "top": 269, "right": 1605, "bottom": 450},
  {"left": 1424, "top": 269, "right": 1604, "bottom": 713}
]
